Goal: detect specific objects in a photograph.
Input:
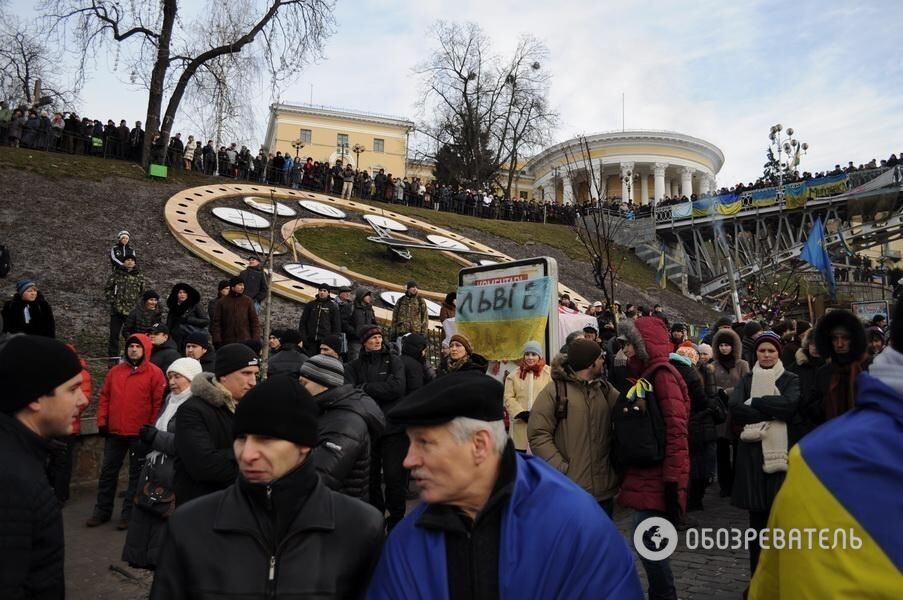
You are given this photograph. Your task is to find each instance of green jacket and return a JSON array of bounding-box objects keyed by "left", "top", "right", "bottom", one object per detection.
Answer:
[
  {"left": 0, "top": 107, "right": 12, "bottom": 126},
  {"left": 105, "top": 268, "right": 146, "bottom": 316},
  {"left": 392, "top": 293, "right": 428, "bottom": 336}
]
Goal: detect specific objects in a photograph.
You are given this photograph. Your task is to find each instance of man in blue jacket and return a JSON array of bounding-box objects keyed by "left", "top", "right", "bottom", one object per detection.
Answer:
[{"left": 367, "top": 370, "right": 643, "bottom": 599}]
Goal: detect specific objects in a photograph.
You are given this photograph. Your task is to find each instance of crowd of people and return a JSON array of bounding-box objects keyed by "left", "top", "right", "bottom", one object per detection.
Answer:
[{"left": 1, "top": 220, "right": 900, "bottom": 598}]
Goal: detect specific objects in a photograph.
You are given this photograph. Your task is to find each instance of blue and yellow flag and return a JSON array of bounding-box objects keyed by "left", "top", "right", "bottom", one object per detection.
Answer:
[
  {"left": 655, "top": 245, "right": 667, "bottom": 289},
  {"left": 749, "top": 373, "right": 903, "bottom": 598},
  {"left": 800, "top": 217, "right": 836, "bottom": 297}
]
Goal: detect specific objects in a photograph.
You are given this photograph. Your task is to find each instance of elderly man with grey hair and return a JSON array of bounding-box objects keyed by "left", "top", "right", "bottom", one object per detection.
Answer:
[{"left": 366, "top": 370, "right": 642, "bottom": 599}]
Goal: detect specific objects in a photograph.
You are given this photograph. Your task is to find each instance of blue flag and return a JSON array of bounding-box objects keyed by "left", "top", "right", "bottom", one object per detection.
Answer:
[{"left": 800, "top": 217, "right": 836, "bottom": 297}]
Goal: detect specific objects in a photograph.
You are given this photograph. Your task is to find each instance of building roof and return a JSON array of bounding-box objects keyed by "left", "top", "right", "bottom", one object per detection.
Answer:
[{"left": 270, "top": 102, "right": 415, "bottom": 130}]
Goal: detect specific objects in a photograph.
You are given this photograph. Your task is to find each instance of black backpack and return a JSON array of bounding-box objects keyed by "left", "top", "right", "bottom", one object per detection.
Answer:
[
  {"left": 611, "top": 360, "right": 685, "bottom": 469},
  {"left": 0, "top": 244, "right": 10, "bottom": 278}
]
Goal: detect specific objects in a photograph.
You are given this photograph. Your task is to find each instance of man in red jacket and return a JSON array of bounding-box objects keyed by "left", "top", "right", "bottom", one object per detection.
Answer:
[
  {"left": 87, "top": 334, "right": 166, "bottom": 530},
  {"left": 616, "top": 316, "right": 690, "bottom": 600}
]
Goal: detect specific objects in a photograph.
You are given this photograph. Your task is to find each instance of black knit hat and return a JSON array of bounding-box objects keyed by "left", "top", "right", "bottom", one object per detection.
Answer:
[
  {"left": 0, "top": 335, "right": 83, "bottom": 414},
  {"left": 184, "top": 331, "right": 210, "bottom": 348},
  {"left": 218, "top": 279, "right": 231, "bottom": 292},
  {"left": 142, "top": 290, "right": 160, "bottom": 302},
  {"left": 215, "top": 343, "right": 260, "bottom": 378},
  {"left": 359, "top": 325, "right": 383, "bottom": 345},
  {"left": 233, "top": 375, "right": 318, "bottom": 447},
  {"left": 228, "top": 276, "right": 244, "bottom": 287},
  {"left": 321, "top": 334, "right": 343, "bottom": 354},
  {"left": 567, "top": 338, "right": 603, "bottom": 371},
  {"left": 388, "top": 370, "right": 504, "bottom": 427},
  {"left": 277, "top": 329, "right": 303, "bottom": 346}
]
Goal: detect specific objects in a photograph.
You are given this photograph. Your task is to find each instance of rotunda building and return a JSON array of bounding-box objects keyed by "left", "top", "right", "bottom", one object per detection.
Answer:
[{"left": 525, "top": 130, "right": 725, "bottom": 205}]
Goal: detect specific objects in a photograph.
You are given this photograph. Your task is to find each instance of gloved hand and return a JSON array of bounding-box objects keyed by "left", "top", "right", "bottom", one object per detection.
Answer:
[
  {"left": 97, "top": 425, "right": 109, "bottom": 438},
  {"left": 717, "top": 388, "right": 729, "bottom": 405},
  {"left": 139, "top": 425, "right": 158, "bottom": 444},
  {"left": 664, "top": 481, "right": 681, "bottom": 525},
  {"left": 515, "top": 411, "right": 530, "bottom": 422}
]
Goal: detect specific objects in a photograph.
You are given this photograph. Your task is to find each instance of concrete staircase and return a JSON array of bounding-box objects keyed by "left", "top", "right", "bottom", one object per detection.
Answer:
[{"left": 634, "top": 242, "right": 686, "bottom": 289}]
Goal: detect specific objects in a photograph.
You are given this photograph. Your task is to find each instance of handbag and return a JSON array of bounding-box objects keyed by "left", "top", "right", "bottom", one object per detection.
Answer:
[{"left": 134, "top": 454, "right": 175, "bottom": 518}]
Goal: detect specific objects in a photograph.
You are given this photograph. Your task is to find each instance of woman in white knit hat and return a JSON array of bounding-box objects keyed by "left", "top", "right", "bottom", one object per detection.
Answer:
[{"left": 122, "top": 357, "right": 202, "bottom": 569}]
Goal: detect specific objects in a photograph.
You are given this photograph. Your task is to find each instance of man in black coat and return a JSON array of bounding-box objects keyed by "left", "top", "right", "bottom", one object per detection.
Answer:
[
  {"left": 300, "top": 355, "right": 386, "bottom": 500},
  {"left": 184, "top": 330, "right": 216, "bottom": 372},
  {"left": 267, "top": 328, "right": 308, "bottom": 379},
  {"left": 0, "top": 336, "right": 89, "bottom": 599},
  {"left": 150, "top": 376, "right": 384, "bottom": 600},
  {"left": 347, "top": 287, "right": 376, "bottom": 361},
  {"left": 346, "top": 325, "right": 407, "bottom": 530},
  {"left": 239, "top": 255, "right": 268, "bottom": 314},
  {"left": 299, "top": 285, "right": 342, "bottom": 350},
  {"left": 149, "top": 323, "right": 181, "bottom": 375},
  {"left": 173, "top": 344, "right": 259, "bottom": 506}
]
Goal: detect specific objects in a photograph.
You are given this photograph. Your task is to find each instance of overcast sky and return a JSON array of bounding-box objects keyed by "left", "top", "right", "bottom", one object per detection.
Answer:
[{"left": 10, "top": 0, "right": 903, "bottom": 185}]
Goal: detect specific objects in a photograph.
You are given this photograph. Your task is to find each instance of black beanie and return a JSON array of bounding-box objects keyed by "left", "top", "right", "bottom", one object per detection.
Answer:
[
  {"left": 233, "top": 375, "right": 318, "bottom": 446},
  {"left": 184, "top": 331, "right": 210, "bottom": 348},
  {"left": 321, "top": 334, "right": 343, "bottom": 354},
  {"left": 142, "top": 290, "right": 160, "bottom": 302},
  {"left": 215, "top": 343, "right": 260, "bottom": 377},
  {"left": 567, "top": 338, "right": 602, "bottom": 371},
  {"left": 0, "top": 335, "right": 83, "bottom": 414}
]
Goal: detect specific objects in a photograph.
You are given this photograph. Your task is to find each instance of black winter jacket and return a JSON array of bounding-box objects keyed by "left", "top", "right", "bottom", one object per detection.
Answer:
[
  {"left": 299, "top": 297, "right": 341, "bottom": 346},
  {"left": 239, "top": 265, "right": 268, "bottom": 303},
  {"left": 0, "top": 414, "right": 64, "bottom": 599},
  {"left": 150, "top": 465, "right": 384, "bottom": 600},
  {"left": 165, "top": 283, "right": 209, "bottom": 347},
  {"left": 348, "top": 289, "right": 376, "bottom": 342},
  {"left": 310, "top": 385, "right": 386, "bottom": 500},
  {"left": 346, "top": 347, "right": 406, "bottom": 412},
  {"left": 123, "top": 304, "right": 163, "bottom": 338},
  {"left": 729, "top": 371, "right": 800, "bottom": 512},
  {"left": 1, "top": 292, "right": 55, "bottom": 338},
  {"left": 173, "top": 373, "right": 238, "bottom": 506},
  {"left": 150, "top": 338, "right": 181, "bottom": 375},
  {"left": 267, "top": 346, "right": 308, "bottom": 379}
]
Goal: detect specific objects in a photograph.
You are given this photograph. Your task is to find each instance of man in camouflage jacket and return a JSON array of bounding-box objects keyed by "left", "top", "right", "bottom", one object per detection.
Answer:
[
  {"left": 392, "top": 281, "right": 429, "bottom": 340},
  {"left": 104, "top": 256, "right": 146, "bottom": 360}
]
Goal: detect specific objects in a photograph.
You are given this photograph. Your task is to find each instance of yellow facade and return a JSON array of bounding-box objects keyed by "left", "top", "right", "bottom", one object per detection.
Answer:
[{"left": 264, "top": 103, "right": 414, "bottom": 177}]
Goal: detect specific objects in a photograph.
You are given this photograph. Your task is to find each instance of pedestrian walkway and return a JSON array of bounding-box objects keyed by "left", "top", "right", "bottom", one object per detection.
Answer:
[{"left": 63, "top": 480, "right": 749, "bottom": 598}]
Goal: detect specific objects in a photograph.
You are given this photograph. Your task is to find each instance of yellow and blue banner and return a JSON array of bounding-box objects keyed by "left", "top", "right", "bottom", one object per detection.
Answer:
[
  {"left": 807, "top": 173, "right": 849, "bottom": 198},
  {"left": 456, "top": 276, "right": 553, "bottom": 360},
  {"left": 783, "top": 181, "right": 808, "bottom": 209}
]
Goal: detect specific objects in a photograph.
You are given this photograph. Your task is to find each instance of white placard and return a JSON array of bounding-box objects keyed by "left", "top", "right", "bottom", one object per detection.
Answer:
[
  {"left": 364, "top": 214, "right": 408, "bottom": 232},
  {"left": 212, "top": 207, "right": 271, "bottom": 229},
  {"left": 379, "top": 291, "right": 441, "bottom": 318},
  {"left": 283, "top": 263, "right": 352, "bottom": 289},
  {"left": 426, "top": 234, "right": 469, "bottom": 251},
  {"left": 298, "top": 200, "right": 347, "bottom": 219},
  {"left": 243, "top": 196, "right": 297, "bottom": 217}
]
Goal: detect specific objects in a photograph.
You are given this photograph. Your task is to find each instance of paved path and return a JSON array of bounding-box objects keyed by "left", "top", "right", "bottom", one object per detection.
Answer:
[{"left": 63, "top": 482, "right": 750, "bottom": 599}]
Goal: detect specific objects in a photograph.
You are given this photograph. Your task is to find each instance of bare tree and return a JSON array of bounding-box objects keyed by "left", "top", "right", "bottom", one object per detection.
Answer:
[
  {"left": 415, "top": 21, "right": 556, "bottom": 193},
  {"left": 0, "top": 16, "right": 78, "bottom": 107},
  {"left": 563, "top": 136, "right": 628, "bottom": 305},
  {"left": 40, "top": 0, "right": 334, "bottom": 165}
]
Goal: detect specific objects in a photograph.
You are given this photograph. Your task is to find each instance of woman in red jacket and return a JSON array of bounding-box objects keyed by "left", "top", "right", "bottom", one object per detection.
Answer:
[{"left": 616, "top": 316, "right": 690, "bottom": 600}]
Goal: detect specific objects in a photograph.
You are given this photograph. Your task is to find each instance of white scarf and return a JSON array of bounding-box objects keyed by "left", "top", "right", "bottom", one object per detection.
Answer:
[
  {"left": 155, "top": 388, "right": 192, "bottom": 432},
  {"left": 867, "top": 346, "right": 903, "bottom": 397},
  {"left": 741, "top": 359, "right": 788, "bottom": 473},
  {"left": 747, "top": 360, "right": 784, "bottom": 403}
]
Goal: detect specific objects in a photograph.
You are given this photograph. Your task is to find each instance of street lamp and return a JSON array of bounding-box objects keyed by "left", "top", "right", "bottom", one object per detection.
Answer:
[
  {"left": 622, "top": 169, "right": 633, "bottom": 203},
  {"left": 291, "top": 138, "right": 304, "bottom": 160},
  {"left": 768, "top": 124, "right": 809, "bottom": 194},
  {"left": 352, "top": 143, "right": 366, "bottom": 170}
]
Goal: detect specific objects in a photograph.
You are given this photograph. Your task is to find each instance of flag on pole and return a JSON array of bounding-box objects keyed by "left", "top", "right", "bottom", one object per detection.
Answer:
[
  {"left": 800, "top": 217, "right": 836, "bottom": 297},
  {"left": 656, "top": 244, "right": 668, "bottom": 289}
]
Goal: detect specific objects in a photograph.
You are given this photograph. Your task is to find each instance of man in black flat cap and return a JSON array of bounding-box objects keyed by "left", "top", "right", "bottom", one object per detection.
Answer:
[
  {"left": 299, "top": 284, "right": 342, "bottom": 351},
  {"left": 0, "top": 336, "right": 89, "bottom": 598},
  {"left": 366, "top": 371, "right": 643, "bottom": 599},
  {"left": 152, "top": 376, "right": 384, "bottom": 599}
]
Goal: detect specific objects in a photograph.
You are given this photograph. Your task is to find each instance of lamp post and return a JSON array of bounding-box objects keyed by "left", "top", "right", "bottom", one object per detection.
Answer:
[
  {"left": 352, "top": 143, "right": 366, "bottom": 170},
  {"left": 291, "top": 138, "right": 304, "bottom": 161},
  {"left": 768, "top": 124, "right": 808, "bottom": 195},
  {"left": 622, "top": 169, "right": 633, "bottom": 204}
]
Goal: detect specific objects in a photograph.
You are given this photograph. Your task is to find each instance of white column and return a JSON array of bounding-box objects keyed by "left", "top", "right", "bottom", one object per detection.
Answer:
[
  {"left": 562, "top": 174, "right": 575, "bottom": 205},
  {"left": 640, "top": 171, "right": 650, "bottom": 205},
  {"left": 670, "top": 179, "right": 679, "bottom": 197},
  {"left": 654, "top": 162, "right": 667, "bottom": 202},
  {"left": 704, "top": 174, "right": 715, "bottom": 194},
  {"left": 681, "top": 167, "right": 694, "bottom": 197},
  {"left": 620, "top": 162, "right": 634, "bottom": 202},
  {"left": 597, "top": 162, "right": 607, "bottom": 199}
]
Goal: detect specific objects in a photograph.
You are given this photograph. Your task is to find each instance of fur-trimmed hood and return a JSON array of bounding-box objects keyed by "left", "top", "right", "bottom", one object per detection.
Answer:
[
  {"left": 189, "top": 371, "right": 235, "bottom": 411},
  {"left": 616, "top": 318, "right": 649, "bottom": 363},
  {"left": 814, "top": 309, "right": 867, "bottom": 361},
  {"left": 712, "top": 328, "right": 742, "bottom": 361}
]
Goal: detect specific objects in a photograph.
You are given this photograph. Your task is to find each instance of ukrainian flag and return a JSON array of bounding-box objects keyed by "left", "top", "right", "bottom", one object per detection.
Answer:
[
  {"left": 656, "top": 245, "right": 667, "bottom": 289},
  {"left": 749, "top": 373, "right": 903, "bottom": 598}
]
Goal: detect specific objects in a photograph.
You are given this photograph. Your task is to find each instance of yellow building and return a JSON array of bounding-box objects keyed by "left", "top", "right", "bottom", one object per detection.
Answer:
[
  {"left": 406, "top": 158, "right": 537, "bottom": 200},
  {"left": 263, "top": 103, "right": 414, "bottom": 177}
]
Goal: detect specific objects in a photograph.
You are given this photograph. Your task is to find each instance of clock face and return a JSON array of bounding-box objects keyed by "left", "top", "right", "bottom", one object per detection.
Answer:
[
  {"left": 364, "top": 214, "right": 408, "bottom": 232},
  {"left": 426, "top": 234, "right": 469, "bottom": 251},
  {"left": 479, "top": 259, "right": 499, "bottom": 266},
  {"left": 212, "top": 207, "right": 271, "bottom": 229},
  {"left": 379, "top": 291, "right": 442, "bottom": 317},
  {"left": 283, "top": 263, "right": 353, "bottom": 289},
  {"left": 243, "top": 196, "right": 297, "bottom": 217},
  {"left": 298, "top": 200, "right": 347, "bottom": 219},
  {"left": 221, "top": 230, "right": 287, "bottom": 255}
]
